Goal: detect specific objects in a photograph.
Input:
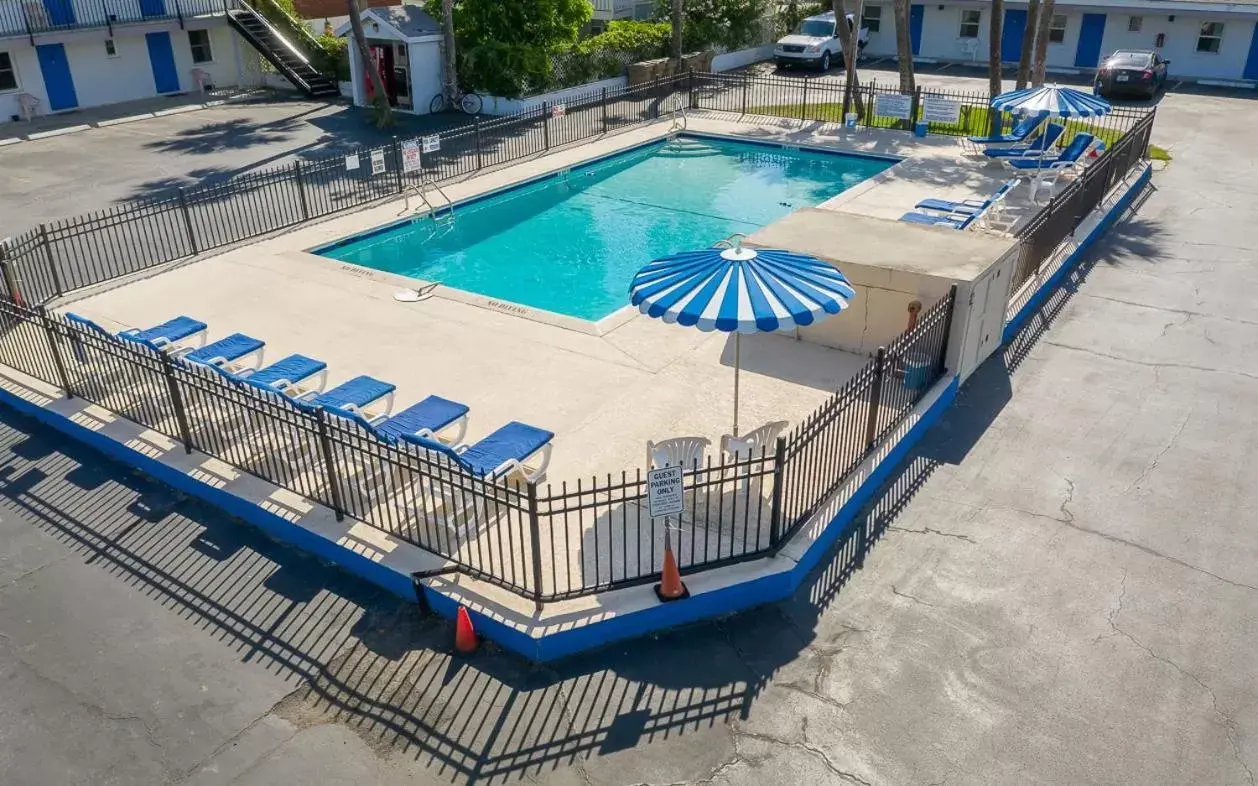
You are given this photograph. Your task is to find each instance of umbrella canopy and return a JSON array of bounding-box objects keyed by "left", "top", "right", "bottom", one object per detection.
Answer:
[
  {"left": 628, "top": 245, "right": 856, "bottom": 335},
  {"left": 629, "top": 241, "right": 855, "bottom": 436},
  {"left": 990, "top": 85, "right": 1112, "bottom": 118}
]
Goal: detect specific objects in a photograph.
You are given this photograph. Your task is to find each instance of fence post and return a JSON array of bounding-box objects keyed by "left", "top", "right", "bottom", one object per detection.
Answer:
[
  {"left": 542, "top": 101, "right": 551, "bottom": 150},
  {"left": 800, "top": 76, "right": 808, "bottom": 122},
  {"left": 688, "top": 67, "right": 695, "bottom": 110},
  {"left": 175, "top": 189, "right": 199, "bottom": 255},
  {"left": 392, "top": 137, "right": 404, "bottom": 192},
  {"left": 741, "top": 72, "right": 748, "bottom": 115},
  {"left": 527, "top": 482, "right": 544, "bottom": 612},
  {"left": 160, "top": 352, "right": 194, "bottom": 453},
  {"left": 768, "top": 436, "right": 787, "bottom": 546},
  {"left": 38, "top": 224, "right": 64, "bottom": 297},
  {"left": 937, "top": 284, "right": 958, "bottom": 374},
  {"left": 293, "top": 160, "right": 310, "bottom": 221},
  {"left": 474, "top": 117, "right": 483, "bottom": 169},
  {"left": 601, "top": 87, "right": 609, "bottom": 132},
  {"left": 36, "top": 307, "right": 72, "bottom": 397},
  {"left": 315, "top": 407, "right": 345, "bottom": 521},
  {"left": 863, "top": 347, "right": 887, "bottom": 449},
  {"left": 101, "top": 0, "right": 113, "bottom": 36}
]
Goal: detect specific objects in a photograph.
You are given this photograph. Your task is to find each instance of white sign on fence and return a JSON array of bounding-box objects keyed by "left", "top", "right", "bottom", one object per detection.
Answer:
[
  {"left": 401, "top": 140, "right": 421, "bottom": 173},
  {"left": 370, "top": 149, "right": 385, "bottom": 175},
  {"left": 552, "top": 103, "right": 566, "bottom": 118},
  {"left": 422, "top": 135, "right": 441, "bottom": 153},
  {"left": 874, "top": 93, "right": 913, "bottom": 121},
  {"left": 647, "top": 465, "right": 684, "bottom": 519},
  {"left": 344, "top": 153, "right": 360, "bottom": 171},
  {"left": 921, "top": 96, "right": 962, "bottom": 125}
]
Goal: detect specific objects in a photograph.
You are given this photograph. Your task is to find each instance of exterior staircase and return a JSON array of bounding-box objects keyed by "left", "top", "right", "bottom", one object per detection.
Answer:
[{"left": 227, "top": 5, "right": 339, "bottom": 99}]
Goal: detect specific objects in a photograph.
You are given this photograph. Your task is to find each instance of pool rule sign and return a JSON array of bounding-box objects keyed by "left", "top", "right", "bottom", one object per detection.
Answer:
[{"left": 647, "top": 465, "right": 684, "bottom": 520}]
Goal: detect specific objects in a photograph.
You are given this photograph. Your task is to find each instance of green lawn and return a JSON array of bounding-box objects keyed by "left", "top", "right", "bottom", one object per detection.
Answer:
[{"left": 744, "top": 101, "right": 1171, "bottom": 160}]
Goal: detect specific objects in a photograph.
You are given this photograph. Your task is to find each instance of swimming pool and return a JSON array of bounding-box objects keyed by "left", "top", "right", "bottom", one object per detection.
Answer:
[{"left": 315, "top": 135, "right": 895, "bottom": 322}]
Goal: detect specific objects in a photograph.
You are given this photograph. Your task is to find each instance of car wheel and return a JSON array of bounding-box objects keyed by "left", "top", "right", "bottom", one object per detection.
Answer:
[{"left": 820, "top": 52, "right": 831, "bottom": 71}]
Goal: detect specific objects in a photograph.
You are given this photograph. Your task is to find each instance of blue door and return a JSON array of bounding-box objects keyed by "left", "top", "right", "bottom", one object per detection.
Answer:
[
  {"left": 1002, "top": 9, "right": 1027, "bottom": 63},
  {"left": 40, "top": 0, "right": 76, "bottom": 27},
  {"left": 139, "top": 0, "right": 167, "bottom": 17},
  {"left": 909, "top": 4, "right": 924, "bottom": 55},
  {"left": 36, "top": 44, "right": 78, "bottom": 111},
  {"left": 1244, "top": 23, "right": 1258, "bottom": 79},
  {"left": 1074, "top": 13, "right": 1107, "bottom": 68},
  {"left": 146, "top": 32, "right": 181, "bottom": 94}
]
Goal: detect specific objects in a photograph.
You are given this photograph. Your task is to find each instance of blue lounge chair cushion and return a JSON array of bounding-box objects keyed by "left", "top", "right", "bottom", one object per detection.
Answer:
[
  {"left": 309, "top": 375, "right": 395, "bottom": 411},
  {"left": 900, "top": 211, "right": 971, "bottom": 229},
  {"left": 183, "top": 333, "right": 264, "bottom": 365},
  {"left": 122, "top": 315, "right": 206, "bottom": 346},
  {"left": 915, "top": 179, "right": 1017, "bottom": 215},
  {"left": 243, "top": 354, "right": 326, "bottom": 390},
  {"left": 1006, "top": 133, "right": 1094, "bottom": 169},
  {"left": 377, "top": 395, "right": 469, "bottom": 443},
  {"left": 459, "top": 422, "right": 554, "bottom": 476},
  {"left": 967, "top": 115, "right": 1038, "bottom": 145},
  {"left": 984, "top": 124, "right": 1064, "bottom": 157}
]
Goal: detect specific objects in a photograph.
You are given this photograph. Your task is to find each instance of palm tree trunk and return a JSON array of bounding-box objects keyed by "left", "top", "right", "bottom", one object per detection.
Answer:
[
  {"left": 893, "top": 0, "right": 914, "bottom": 93},
  {"left": 988, "top": 0, "right": 1003, "bottom": 134},
  {"left": 671, "top": 0, "right": 683, "bottom": 68},
  {"left": 1016, "top": 0, "right": 1039, "bottom": 89},
  {"left": 440, "top": 0, "right": 458, "bottom": 103},
  {"left": 832, "top": 0, "right": 864, "bottom": 115},
  {"left": 347, "top": 0, "right": 392, "bottom": 127},
  {"left": 1031, "top": 0, "right": 1054, "bottom": 87}
]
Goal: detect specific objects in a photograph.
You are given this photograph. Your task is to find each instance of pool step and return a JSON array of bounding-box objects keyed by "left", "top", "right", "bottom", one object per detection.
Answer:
[{"left": 657, "top": 141, "right": 720, "bottom": 159}]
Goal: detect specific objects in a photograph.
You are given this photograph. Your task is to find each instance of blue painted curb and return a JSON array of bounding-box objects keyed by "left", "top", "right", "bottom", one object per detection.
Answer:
[{"left": 1003, "top": 164, "right": 1152, "bottom": 344}]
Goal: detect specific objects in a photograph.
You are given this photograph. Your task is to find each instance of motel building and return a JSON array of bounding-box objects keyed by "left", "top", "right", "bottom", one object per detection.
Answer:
[{"left": 852, "top": 0, "right": 1258, "bottom": 84}]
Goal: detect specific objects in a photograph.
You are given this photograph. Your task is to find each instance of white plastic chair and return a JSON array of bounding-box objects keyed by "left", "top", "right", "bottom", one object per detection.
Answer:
[
  {"left": 958, "top": 39, "right": 979, "bottom": 62},
  {"left": 647, "top": 436, "right": 710, "bottom": 471},
  {"left": 190, "top": 68, "right": 212, "bottom": 94},
  {"left": 720, "top": 421, "right": 789, "bottom": 463},
  {"left": 17, "top": 93, "right": 40, "bottom": 121}
]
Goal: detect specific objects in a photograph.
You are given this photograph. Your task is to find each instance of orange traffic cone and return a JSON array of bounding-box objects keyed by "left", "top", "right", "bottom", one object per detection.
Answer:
[
  {"left": 654, "top": 529, "right": 689, "bottom": 602},
  {"left": 454, "top": 606, "right": 478, "bottom": 654}
]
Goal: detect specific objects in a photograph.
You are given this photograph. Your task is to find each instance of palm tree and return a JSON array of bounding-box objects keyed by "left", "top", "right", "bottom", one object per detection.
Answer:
[
  {"left": 671, "top": 0, "right": 683, "bottom": 68},
  {"left": 987, "top": 0, "right": 1003, "bottom": 134},
  {"left": 893, "top": 0, "right": 914, "bottom": 94},
  {"left": 1031, "top": 0, "right": 1054, "bottom": 86},
  {"left": 347, "top": 0, "right": 392, "bottom": 127},
  {"left": 832, "top": 0, "right": 864, "bottom": 115},
  {"left": 1015, "top": 0, "right": 1039, "bottom": 89},
  {"left": 440, "top": 0, "right": 458, "bottom": 105}
]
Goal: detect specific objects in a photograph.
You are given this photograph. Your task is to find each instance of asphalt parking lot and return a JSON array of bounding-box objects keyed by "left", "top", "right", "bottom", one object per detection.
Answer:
[{"left": 1, "top": 69, "right": 1256, "bottom": 785}]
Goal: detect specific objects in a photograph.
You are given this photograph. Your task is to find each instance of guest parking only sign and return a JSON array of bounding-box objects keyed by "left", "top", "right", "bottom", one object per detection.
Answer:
[{"left": 647, "top": 465, "right": 684, "bottom": 519}]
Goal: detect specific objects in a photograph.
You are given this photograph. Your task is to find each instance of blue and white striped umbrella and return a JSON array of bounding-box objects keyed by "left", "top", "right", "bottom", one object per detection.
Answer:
[
  {"left": 990, "top": 85, "right": 1112, "bottom": 118},
  {"left": 628, "top": 245, "right": 855, "bottom": 335},
  {"left": 629, "top": 242, "right": 855, "bottom": 435}
]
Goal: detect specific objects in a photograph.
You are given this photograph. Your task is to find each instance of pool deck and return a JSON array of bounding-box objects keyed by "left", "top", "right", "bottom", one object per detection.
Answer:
[{"left": 59, "top": 115, "right": 1035, "bottom": 483}]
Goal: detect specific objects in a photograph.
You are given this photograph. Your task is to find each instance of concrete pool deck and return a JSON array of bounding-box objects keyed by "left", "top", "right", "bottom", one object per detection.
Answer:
[{"left": 58, "top": 115, "right": 1031, "bottom": 482}]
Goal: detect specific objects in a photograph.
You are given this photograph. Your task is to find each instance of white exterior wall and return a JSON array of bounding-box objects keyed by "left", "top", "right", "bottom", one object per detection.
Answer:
[
  {"left": 0, "top": 20, "right": 240, "bottom": 123},
  {"left": 917, "top": 2, "right": 991, "bottom": 64},
  {"left": 1043, "top": 10, "right": 1084, "bottom": 69},
  {"left": 1100, "top": 12, "right": 1256, "bottom": 80},
  {"left": 860, "top": 2, "right": 899, "bottom": 58}
]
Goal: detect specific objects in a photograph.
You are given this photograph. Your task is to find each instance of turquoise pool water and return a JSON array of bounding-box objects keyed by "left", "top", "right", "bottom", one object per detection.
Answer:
[{"left": 316, "top": 136, "right": 894, "bottom": 321}]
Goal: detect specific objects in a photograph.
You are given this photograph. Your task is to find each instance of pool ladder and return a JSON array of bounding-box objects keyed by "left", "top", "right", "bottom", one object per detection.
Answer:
[
  {"left": 670, "top": 95, "right": 687, "bottom": 133},
  {"left": 405, "top": 177, "right": 456, "bottom": 239}
]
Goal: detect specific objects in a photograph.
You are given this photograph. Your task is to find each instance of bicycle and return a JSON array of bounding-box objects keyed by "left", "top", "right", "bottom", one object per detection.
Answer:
[{"left": 430, "top": 89, "right": 483, "bottom": 115}]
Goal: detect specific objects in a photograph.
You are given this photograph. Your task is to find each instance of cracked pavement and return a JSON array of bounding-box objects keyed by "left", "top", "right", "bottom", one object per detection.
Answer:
[{"left": 1, "top": 80, "right": 1257, "bottom": 785}]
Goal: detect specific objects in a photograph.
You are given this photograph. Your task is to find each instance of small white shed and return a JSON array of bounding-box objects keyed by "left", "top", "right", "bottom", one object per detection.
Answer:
[{"left": 340, "top": 6, "right": 445, "bottom": 114}]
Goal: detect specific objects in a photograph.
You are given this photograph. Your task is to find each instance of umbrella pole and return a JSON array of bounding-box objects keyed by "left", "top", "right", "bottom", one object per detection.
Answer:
[{"left": 733, "top": 332, "right": 741, "bottom": 438}]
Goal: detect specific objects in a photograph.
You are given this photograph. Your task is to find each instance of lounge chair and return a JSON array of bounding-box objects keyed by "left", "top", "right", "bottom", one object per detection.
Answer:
[
  {"left": 1004, "top": 133, "right": 1096, "bottom": 171},
  {"left": 899, "top": 210, "right": 977, "bottom": 230},
  {"left": 402, "top": 421, "right": 554, "bottom": 483},
  {"left": 915, "top": 179, "right": 1019, "bottom": 219},
  {"left": 328, "top": 394, "right": 470, "bottom": 446},
  {"left": 297, "top": 374, "right": 396, "bottom": 420},
  {"left": 175, "top": 333, "right": 265, "bottom": 373},
  {"left": 235, "top": 353, "right": 328, "bottom": 396},
  {"left": 963, "top": 115, "right": 1040, "bottom": 153},
  {"left": 65, "top": 312, "right": 207, "bottom": 353},
  {"left": 983, "top": 123, "right": 1064, "bottom": 158}
]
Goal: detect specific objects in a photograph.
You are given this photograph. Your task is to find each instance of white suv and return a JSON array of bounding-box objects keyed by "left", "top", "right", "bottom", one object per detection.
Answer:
[{"left": 774, "top": 10, "right": 866, "bottom": 71}]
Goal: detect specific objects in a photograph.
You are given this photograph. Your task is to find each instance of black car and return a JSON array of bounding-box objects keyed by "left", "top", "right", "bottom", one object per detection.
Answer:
[{"left": 1095, "top": 50, "right": 1169, "bottom": 99}]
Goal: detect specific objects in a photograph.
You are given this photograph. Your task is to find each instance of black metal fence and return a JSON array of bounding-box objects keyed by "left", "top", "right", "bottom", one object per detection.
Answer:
[
  {"left": 0, "top": 286, "right": 953, "bottom": 603},
  {"left": 1007, "top": 109, "right": 1156, "bottom": 317},
  {"left": 0, "top": 75, "right": 691, "bottom": 307}
]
